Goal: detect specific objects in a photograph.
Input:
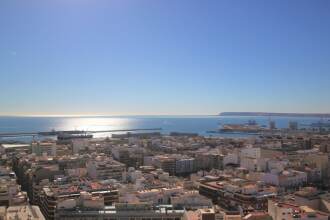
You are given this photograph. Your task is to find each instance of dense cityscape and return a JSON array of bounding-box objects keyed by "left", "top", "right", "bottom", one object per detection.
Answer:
[
  {"left": 1, "top": 0, "right": 330, "bottom": 219},
  {"left": 0, "top": 119, "right": 330, "bottom": 220}
]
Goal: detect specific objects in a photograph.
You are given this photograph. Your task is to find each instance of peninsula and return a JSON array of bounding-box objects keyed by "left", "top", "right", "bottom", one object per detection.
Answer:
[{"left": 219, "top": 112, "right": 330, "bottom": 118}]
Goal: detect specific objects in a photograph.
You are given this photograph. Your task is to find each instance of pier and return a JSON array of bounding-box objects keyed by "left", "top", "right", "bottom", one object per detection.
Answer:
[{"left": 0, "top": 128, "right": 162, "bottom": 138}]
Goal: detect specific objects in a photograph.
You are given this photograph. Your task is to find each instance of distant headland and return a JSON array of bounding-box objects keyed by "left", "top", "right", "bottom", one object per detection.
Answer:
[{"left": 219, "top": 112, "right": 330, "bottom": 118}]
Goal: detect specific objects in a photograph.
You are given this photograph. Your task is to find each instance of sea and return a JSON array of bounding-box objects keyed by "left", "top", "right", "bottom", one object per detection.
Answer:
[{"left": 0, "top": 115, "right": 327, "bottom": 142}]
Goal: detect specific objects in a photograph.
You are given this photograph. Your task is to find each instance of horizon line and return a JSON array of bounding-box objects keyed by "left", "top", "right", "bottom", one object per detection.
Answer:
[
  {"left": 0, "top": 113, "right": 219, "bottom": 118},
  {"left": 1, "top": 111, "right": 330, "bottom": 118}
]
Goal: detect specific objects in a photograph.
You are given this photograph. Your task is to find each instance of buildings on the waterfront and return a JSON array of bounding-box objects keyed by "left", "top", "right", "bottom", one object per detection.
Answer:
[{"left": 1, "top": 131, "right": 330, "bottom": 219}]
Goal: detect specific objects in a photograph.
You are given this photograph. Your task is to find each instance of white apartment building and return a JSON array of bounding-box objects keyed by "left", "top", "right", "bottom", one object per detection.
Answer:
[
  {"left": 86, "top": 156, "right": 126, "bottom": 180},
  {"left": 262, "top": 169, "right": 307, "bottom": 188},
  {"left": 31, "top": 142, "right": 56, "bottom": 157}
]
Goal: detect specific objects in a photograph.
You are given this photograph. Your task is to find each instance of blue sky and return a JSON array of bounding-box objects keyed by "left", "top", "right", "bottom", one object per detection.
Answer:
[{"left": 0, "top": 0, "right": 330, "bottom": 116}]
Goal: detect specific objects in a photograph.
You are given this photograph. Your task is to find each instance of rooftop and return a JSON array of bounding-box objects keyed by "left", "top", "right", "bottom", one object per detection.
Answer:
[{"left": 6, "top": 205, "right": 45, "bottom": 220}]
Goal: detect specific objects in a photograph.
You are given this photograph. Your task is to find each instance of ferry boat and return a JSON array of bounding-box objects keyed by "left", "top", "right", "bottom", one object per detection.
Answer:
[{"left": 219, "top": 120, "right": 265, "bottom": 133}]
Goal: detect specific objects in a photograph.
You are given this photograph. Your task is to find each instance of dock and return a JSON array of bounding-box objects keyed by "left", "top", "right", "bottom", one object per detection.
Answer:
[{"left": 0, "top": 128, "right": 162, "bottom": 138}]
